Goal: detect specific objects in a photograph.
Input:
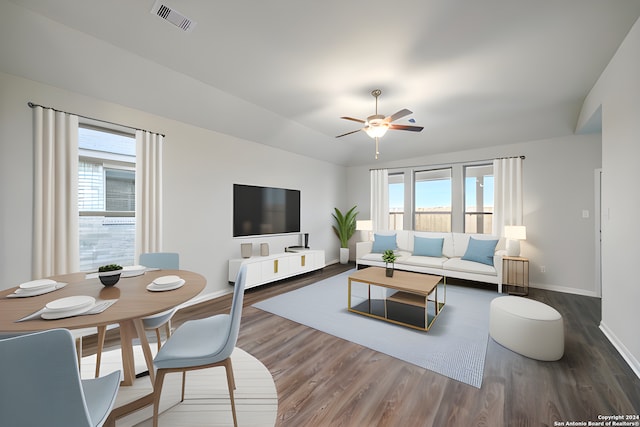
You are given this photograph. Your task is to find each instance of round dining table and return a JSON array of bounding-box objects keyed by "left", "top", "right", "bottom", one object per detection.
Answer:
[{"left": 0, "top": 269, "right": 206, "bottom": 387}]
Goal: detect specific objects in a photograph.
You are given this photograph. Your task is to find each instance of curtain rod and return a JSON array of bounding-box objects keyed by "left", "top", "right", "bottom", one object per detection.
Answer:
[
  {"left": 27, "top": 102, "right": 166, "bottom": 137},
  {"left": 369, "top": 155, "right": 525, "bottom": 172}
]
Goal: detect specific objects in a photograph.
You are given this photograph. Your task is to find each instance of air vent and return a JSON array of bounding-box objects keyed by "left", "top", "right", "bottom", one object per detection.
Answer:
[{"left": 150, "top": 1, "right": 196, "bottom": 32}]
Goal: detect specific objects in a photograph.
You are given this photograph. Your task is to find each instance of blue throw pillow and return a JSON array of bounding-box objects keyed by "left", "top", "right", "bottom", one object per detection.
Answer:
[
  {"left": 413, "top": 237, "right": 444, "bottom": 257},
  {"left": 461, "top": 237, "right": 499, "bottom": 266},
  {"left": 371, "top": 234, "right": 398, "bottom": 253}
]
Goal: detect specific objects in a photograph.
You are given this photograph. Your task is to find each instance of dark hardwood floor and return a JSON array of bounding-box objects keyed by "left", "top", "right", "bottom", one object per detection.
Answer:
[{"left": 89, "top": 263, "right": 640, "bottom": 426}]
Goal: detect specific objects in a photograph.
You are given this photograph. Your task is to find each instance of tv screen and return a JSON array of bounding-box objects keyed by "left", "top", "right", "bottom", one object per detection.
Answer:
[{"left": 233, "top": 184, "right": 301, "bottom": 237}]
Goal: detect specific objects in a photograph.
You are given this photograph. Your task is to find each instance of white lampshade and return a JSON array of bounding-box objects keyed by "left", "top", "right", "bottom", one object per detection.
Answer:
[
  {"left": 356, "top": 220, "right": 373, "bottom": 231},
  {"left": 504, "top": 225, "right": 526, "bottom": 256},
  {"left": 504, "top": 225, "right": 527, "bottom": 240}
]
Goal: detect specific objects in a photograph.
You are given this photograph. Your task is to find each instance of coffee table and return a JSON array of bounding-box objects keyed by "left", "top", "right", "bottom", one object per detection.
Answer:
[{"left": 348, "top": 267, "right": 445, "bottom": 331}]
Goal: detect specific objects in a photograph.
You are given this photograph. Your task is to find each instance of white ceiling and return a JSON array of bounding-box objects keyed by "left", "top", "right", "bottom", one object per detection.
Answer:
[{"left": 3, "top": 0, "right": 640, "bottom": 166}]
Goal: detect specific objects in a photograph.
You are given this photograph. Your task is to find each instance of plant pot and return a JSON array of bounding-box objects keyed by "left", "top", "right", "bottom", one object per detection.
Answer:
[
  {"left": 99, "top": 270, "right": 122, "bottom": 287},
  {"left": 385, "top": 266, "right": 394, "bottom": 277},
  {"left": 339, "top": 247, "right": 349, "bottom": 264}
]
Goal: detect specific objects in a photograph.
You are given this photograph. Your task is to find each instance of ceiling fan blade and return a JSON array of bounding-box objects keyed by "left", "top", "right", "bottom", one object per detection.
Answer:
[
  {"left": 335, "top": 128, "right": 363, "bottom": 138},
  {"left": 389, "top": 124, "right": 424, "bottom": 132},
  {"left": 386, "top": 109, "right": 413, "bottom": 123},
  {"left": 340, "top": 116, "right": 366, "bottom": 124}
]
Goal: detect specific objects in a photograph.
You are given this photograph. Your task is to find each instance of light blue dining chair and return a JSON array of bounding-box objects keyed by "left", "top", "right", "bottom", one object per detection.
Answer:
[
  {"left": 0, "top": 328, "right": 121, "bottom": 427},
  {"left": 95, "top": 252, "right": 180, "bottom": 377},
  {"left": 151, "top": 266, "right": 248, "bottom": 427}
]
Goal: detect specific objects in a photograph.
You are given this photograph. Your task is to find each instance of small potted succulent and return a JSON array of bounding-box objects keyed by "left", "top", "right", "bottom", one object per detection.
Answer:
[
  {"left": 382, "top": 249, "right": 397, "bottom": 277},
  {"left": 98, "top": 264, "right": 123, "bottom": 286}
]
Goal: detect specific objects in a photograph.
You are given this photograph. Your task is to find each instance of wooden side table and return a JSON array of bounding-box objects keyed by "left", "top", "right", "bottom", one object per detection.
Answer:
[{"left": 502, "top": 256, "right": 529, "bottom": 296}]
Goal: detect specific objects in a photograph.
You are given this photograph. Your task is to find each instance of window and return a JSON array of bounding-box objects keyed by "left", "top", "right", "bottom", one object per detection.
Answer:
[
  {"left": 464, "top": 164, "right": 494, "bottom": 234},
  {"left": 388, "top": 173, "right": 404, "bottom": 230},
  {"left": 78, "top": 126, "right": 136, "bottom": 271},
  {"left": 414, "top": 168, "right": 452, "bottom": 232}
]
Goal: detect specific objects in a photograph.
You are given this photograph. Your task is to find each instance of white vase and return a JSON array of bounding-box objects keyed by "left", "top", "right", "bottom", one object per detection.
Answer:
[{"left": 339, "top": 247, "right": 349, "bottom": 264}]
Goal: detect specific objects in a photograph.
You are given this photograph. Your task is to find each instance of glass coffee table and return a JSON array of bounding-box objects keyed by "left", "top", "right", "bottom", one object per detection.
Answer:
[{"left": 348, "top": 267, "right": 445, "bottom": 331}]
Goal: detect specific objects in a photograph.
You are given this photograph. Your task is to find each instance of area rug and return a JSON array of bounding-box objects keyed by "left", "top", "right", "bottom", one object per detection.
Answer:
[{"left": 253, "top": 269, "right": 499, "bottom": 388}]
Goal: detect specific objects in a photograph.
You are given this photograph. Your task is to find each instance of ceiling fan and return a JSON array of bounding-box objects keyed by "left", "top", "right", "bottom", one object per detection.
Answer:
[{"left": 336, "top": 89, "right": 424, "bottom": 159}]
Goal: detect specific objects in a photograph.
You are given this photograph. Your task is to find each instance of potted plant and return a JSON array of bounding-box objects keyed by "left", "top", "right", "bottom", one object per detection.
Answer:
[
  {"left": 382, "top": 249, "right": 397, "bottom": 277},
  {"left": 332, "top": 205, "right": 358, "bottom": 264},
  {"left": 98, "top": 264, "right": 123, "bottom": 286}
]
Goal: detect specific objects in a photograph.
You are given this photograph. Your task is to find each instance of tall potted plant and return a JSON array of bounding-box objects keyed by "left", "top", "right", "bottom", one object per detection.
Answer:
[{"left": 332, "top": 205, "right": 358, "bottom": 264}]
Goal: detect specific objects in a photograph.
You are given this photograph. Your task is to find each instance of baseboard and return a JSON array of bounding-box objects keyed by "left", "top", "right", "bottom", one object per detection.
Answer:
[
  {"left": 599, "top": 321, "right": 640, "bottom": 380},
  {"left": 529, "top": 282, "right": 599, "bottom": 298}
]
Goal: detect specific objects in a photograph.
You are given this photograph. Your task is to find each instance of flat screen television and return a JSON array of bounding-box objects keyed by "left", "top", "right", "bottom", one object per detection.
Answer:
[{"left": 233, "top": 184, "right": 301, "bottom": 237}]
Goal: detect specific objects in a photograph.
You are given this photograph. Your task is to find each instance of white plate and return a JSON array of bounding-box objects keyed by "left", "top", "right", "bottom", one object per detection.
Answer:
[
  {"left": 45, "top": 295, "right": 96, "bottom": 312},
  {"left": 41, "top": 303, "right": 95, "bottom": 320},
  {"left": 153, "top": 275, "right": 182, "bottom": 287},
  {"left": 147, "top": 279, "right": 185, "bottom": 292},
  {"left": 19, "top": 279, "right": 57, "bottom": 290},
  {"left": 8, "top": 283, "right": 67, "bottom": 298},
  {"left": 121, "top": 265, "right": 147, "bottom": 277}
]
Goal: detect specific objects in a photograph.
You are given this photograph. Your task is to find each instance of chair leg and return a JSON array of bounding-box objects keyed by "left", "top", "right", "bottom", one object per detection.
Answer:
[
  {"left": 181, "top": 371, "right": 186, "bottom": 402},
  {"left": 95, "top": 325, "right": 107, "bottom": 378},
  {"left": 74, "top": 336, "right": 82, "bottom": 371},
  {"left": 152, "top": 369, "right": 168, "bottom": 427},
  {"left": 155, "top": 328, "right": 162, "bottom": 352},
  {"left": 223, "top": 358, "right": 238, "bottom": 427}
]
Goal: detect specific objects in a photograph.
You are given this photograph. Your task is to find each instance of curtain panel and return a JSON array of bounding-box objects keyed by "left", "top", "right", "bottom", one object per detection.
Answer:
[
  {"left": 32, "top": 106, "right": 80, "bottom": 278},
  {"left": 370, "top": 169, "right": 389, "bottom": 231},
  {"left": 492, "top": 157, "right": 524, "bottom": 236},
  {"left": 135, "top": 130, "right": 164, "bottom": 260}
]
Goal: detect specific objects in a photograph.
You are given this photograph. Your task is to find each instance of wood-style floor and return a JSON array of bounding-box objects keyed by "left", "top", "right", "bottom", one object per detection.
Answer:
[{"left": 90, "top": 263, "right": 640, "bottom": 427}]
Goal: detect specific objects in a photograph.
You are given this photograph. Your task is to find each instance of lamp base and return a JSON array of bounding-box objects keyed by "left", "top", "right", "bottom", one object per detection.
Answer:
[{"left": 506, "top": 239, "right": 521, "bottom": 257}]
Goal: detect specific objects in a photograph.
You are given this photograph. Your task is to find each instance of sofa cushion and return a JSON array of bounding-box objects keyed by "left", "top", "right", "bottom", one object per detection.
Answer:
[
  {"left": 371, "top": 233, "right": 398, "bottom": 253},
  {"left": 361, "top": 251, "right": 411, "bottom": 263},
  {"left": 444, "top": 258, "right": 497, "bottom": 276},
  {"left": 413, "top": 236, "right": 444, "bottom": 257},
  {"left": 461, "top": 237, "right": 499, "bottom": 266},
  {"left": 401, "top": 256, "right": 447, "bottom": 269}
]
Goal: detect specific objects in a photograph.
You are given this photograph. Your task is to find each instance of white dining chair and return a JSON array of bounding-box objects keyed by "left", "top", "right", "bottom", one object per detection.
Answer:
[
  {"left": 151, "top": 266, "right": 248, "bottom": 427},
  {"left": 0, "top": 328, "right": 121, "bottom": 427},
  {"left": 95, "top": 252, "right": 180, "bottom": 377}
]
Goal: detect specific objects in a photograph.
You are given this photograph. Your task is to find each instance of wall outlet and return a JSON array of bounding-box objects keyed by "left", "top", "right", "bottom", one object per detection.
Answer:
[{"left": 540, "top": 265, "right": 546, "bottom": 273}]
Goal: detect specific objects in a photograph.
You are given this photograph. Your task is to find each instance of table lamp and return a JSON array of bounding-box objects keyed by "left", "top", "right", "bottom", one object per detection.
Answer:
[
  {"left": 504, "top": 225, "right": 527, "bottom": 257},
  {"left": 356, "top": 220, "right": 373, "bottom": 241}
]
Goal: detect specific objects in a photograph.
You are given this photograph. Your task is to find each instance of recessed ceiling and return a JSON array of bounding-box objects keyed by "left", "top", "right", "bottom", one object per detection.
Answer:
[{"left": 3, "top": 0, "right": 640, "bottom": 166}]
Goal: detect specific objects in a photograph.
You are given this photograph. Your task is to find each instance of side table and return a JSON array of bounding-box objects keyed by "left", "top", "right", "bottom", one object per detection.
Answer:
[{"left": 502, "top": 256, "right": 529, "bottom": 296}]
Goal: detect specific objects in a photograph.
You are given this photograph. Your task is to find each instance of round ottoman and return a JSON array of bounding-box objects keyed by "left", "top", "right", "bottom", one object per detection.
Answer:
[{"left": 489, "top": 296, "right": 564, "bottom": 361}]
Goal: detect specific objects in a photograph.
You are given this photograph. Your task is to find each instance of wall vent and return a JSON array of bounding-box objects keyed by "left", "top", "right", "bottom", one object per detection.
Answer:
[{"left": 150, "top": 1, "right": 196, "bottom": 32}]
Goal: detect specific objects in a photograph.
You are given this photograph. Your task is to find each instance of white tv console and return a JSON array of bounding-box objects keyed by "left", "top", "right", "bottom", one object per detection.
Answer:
[{"left": 228, "top": 249, "right": 325, "bottom": 290}]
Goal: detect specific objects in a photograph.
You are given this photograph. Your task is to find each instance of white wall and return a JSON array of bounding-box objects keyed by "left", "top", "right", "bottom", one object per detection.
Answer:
[
  {"left": 347, "top": 134, "right": 602, "bottom": 297},
  {"left": 583, "top": 17, "right": 640, "bottom": 376},
  {"left": 0, "top": 71, "right": 346, "bottom": 296}
]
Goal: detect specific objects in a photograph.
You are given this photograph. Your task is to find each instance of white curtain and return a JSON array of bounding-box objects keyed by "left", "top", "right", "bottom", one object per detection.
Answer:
[
  {"left": 32, "top": 106, "right": 80, "bottom": 278},
  {"left": 370, "top": 168, "right": 389, "bottom": 231},
  {"left": 135, "top": 130, "right": 164, "bottom": 260},
  {"left": 492, "top": 157, "right": 524, "bottom": 236}
]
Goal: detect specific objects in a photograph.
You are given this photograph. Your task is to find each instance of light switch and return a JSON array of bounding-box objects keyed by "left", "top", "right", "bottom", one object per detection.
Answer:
[{"left": 582, "top": 209, "right": 590, "bottom": 219}]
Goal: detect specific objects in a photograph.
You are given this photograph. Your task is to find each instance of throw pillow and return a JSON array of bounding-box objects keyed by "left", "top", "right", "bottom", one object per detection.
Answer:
[
  {"left": 461, "top": 237, "right": 499, "bottom": 266},
  {"left": 371, "top": 234, "right": 398, "bottom": 253},
  {"left": 413, "top": 237, "right": 444, "bottom": 257}
]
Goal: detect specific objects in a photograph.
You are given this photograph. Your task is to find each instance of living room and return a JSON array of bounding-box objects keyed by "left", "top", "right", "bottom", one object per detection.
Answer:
[{"left": 1, "top": 0, "right": 639, "bottom": 425}]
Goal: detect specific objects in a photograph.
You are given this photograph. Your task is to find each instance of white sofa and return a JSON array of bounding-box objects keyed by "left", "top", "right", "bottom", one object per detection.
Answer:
[{"left": 356, "top": 230, "right": 506, "bottom": 293}]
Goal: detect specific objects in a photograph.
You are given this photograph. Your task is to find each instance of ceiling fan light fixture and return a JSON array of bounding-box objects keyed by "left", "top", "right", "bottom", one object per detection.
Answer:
[{"left": 364, "top": 114, "right": 388, "bottom": 138}]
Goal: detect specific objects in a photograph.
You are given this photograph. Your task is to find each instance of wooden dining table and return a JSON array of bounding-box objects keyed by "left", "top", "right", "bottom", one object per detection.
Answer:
[{"left": 0, "top": 269, "right": 206, "bottom": 388}]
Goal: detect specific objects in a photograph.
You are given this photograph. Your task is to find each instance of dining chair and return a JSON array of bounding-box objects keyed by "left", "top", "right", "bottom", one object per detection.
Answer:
[
  {"left": 95, "top": 252, "right": 180, "bottom": 377},
  {"left": 151, "top": 266, "right": 248, "bottom": 427},
  {"left": 0, "top": 328, "right": 121, "bottom": 427}
]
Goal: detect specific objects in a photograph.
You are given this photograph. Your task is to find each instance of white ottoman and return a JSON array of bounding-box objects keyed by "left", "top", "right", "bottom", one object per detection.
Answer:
[{"left": 489, "top": 296, "right": 564, "bottom": 361}]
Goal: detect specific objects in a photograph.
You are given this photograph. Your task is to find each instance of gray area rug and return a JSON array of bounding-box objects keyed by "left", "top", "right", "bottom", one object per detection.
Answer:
[{"left": 253, "top": 269, "right": 499, "bottom": 388}]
